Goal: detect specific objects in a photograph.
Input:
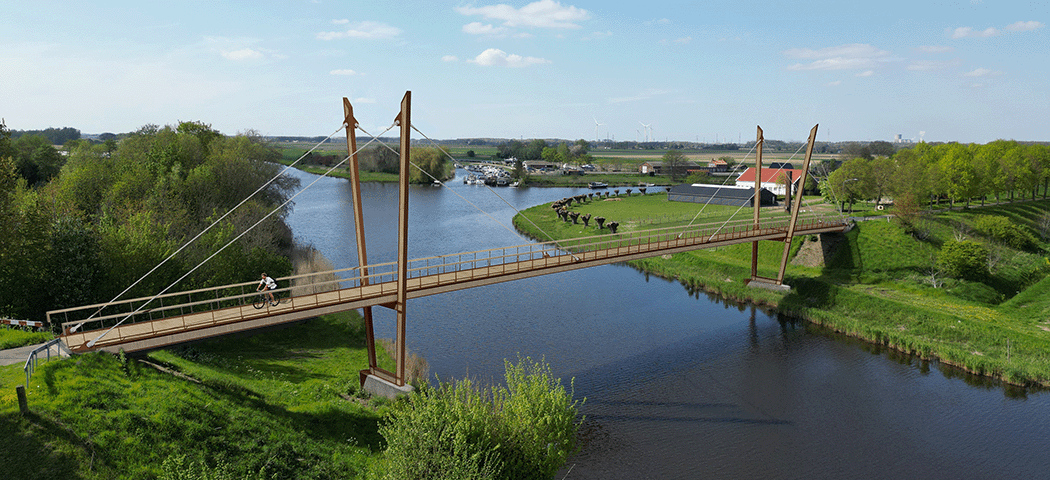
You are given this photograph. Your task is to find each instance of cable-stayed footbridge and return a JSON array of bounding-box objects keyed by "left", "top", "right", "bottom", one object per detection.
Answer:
[{"left": 47, "top": 93, "right": 847, "bottom": 390}]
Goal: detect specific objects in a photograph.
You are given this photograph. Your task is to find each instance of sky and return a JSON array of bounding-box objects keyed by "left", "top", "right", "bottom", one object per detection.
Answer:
[{"left": 1, "top": 0, "right": 1047, "bottom": 144}]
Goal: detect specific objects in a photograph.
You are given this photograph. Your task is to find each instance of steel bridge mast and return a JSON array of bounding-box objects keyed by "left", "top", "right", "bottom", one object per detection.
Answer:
[
  {"left": 748, "top": 124, "right": 819, "bottom": 289},
  {"left": 344, "top": 92, "right": 414, "bottom": 394}
]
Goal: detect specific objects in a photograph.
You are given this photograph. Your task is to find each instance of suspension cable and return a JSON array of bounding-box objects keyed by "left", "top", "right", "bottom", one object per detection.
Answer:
[
  {"left": 677, "top": 141, "right": 760, "bottom": 236},
  {"left": 86, "top": 125, "right": 395, "bottom": 347},
  {"left": 71, "top": 125, "right": 346, "bottom": 333},
  {"left": 678, "top": 140, "right": 810, "bottom": 239},
  {"left": 357, "top": 124, "right": 581, "bottom": 261}
]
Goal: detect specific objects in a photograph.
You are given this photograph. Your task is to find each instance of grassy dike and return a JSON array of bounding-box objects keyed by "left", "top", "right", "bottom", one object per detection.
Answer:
[
  {"left": 512, "top": 193, "right": 1050, "bottom": 388},
  {"left": 1, "top": 311, "right": 396, "bottom": 479}
]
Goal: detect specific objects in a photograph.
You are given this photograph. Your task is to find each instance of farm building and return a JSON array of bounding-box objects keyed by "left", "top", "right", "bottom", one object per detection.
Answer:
[
  {"left": 667, "top": 184, "right": 777, "bottom": 206},
  {"left": 639, "top": 160, "right": 701, "bottom": 175},
  {"left": 734, "top": 167, "right": 800, "bottom": 196}
]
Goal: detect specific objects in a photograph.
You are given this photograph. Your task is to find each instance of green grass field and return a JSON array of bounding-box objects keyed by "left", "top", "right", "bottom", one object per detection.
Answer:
[
  {"left": 514, "top": 193, "right": 1050, "bottom": 387},
  {"left": 1, "top": 312, "right": 394, "bottom": 479}
]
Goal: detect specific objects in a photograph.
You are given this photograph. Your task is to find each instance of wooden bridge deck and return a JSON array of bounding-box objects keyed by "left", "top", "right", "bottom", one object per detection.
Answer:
[{"left": 51, "top": 216, "right": 849, "bottom": 354}]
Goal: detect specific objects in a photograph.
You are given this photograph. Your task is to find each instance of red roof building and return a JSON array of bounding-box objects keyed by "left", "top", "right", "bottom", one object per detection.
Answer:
[{"left": 734, "top": 167, "right": 799, "bottom": 196}]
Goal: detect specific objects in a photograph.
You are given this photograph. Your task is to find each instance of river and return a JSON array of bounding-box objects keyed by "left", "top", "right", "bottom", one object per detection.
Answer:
[{"left": 284, "top": 167, "right": 1050, "bottom": 479}]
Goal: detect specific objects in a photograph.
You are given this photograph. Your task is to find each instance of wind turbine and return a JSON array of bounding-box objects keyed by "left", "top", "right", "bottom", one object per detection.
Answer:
[
  {"left": 593, "top": 117, "right": 604, "bottom": 143},
  {"left": 639, "top": 122, "right": 652, "bottom": 142}
]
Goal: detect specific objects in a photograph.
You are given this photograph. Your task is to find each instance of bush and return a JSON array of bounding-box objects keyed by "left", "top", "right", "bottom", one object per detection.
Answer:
[
  {"left": 938, "top": 240, "right": 988, "bottom": 281},
  {"left": 376, "top": 357, "right": 581, "bottom": 480},
  {"left": 973, "top": 215, "right": 1038, "bottom": 250}
]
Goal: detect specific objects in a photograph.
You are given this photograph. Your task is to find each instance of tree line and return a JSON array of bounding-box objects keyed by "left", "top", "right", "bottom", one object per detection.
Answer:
[
  {"left": 0, "top": 121, "right": 298, "bottom": 327},
  {"left": 823, "top": 140, "right": 1050, "bottom": 213}
]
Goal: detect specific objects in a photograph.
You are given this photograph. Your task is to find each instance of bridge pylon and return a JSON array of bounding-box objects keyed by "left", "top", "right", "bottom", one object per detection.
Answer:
[
  {"left": 747, "top": 124, "right": 819, "bottom": 290},
  {"left": 345, "top": 92, "right": 414, "bottom": 393}
]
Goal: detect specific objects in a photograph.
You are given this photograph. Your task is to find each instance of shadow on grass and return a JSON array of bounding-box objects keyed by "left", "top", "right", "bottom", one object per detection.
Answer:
[{"left": 0, "top": 412, "right": 89, "bottom": 480}]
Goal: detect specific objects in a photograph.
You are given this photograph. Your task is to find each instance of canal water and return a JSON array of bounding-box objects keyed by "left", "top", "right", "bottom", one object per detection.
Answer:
[{"left": 285, "top": 167, "right": 1050, "bottom": 479}]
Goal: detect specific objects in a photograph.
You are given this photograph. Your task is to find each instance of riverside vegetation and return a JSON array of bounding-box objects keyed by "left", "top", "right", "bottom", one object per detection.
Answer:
[
  {"left": 1, "top": 121, "right": 582, "bottom": 479},
  {"left": 1, "top": 310, "right": 580, "bottom": 479},
  {"left": 512, "top": 191, "right": 1050, "bottom": 388}
]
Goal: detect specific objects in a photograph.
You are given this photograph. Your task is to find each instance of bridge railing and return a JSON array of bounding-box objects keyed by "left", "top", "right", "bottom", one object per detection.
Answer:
[{"left": 52, "top": 214, "right": 846, "bottom": 340}]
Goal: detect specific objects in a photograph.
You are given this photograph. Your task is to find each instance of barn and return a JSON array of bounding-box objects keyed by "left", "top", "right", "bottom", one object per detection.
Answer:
[{"left": 667, "top": 184, "right": 778, "bottom": 207}]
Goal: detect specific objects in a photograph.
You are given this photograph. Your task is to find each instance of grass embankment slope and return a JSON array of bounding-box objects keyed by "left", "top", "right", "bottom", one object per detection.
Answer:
[
  {"left": 0, "top": 328, "right": 52, "bottom": 350},
  {"left": 513, "top": 193, "right": 1050, "bottom": 387},
  {"left": 1, "top": 311, "right": 396, "bottom": 479}
]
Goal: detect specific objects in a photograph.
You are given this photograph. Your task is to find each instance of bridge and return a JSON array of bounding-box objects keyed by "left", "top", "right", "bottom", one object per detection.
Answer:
[{"left": 47, "top": 93, "right": 846, "bottom": 392}]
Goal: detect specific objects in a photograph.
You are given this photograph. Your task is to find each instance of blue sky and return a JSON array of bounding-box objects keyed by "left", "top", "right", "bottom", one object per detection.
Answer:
[{"left": 2, "top": 1, "right": 1046, "bottom": 143}]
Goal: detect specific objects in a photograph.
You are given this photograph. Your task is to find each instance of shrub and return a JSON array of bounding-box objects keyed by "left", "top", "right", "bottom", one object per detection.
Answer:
[
  {"left": 376, "top": 357, "right": 581, "bottom": 480},
  {"left": 972, "top": 215, "right": 1037, "bottom": 250},
  {"left": 938, "top": 240, "right": 988, "bottom": 281}
]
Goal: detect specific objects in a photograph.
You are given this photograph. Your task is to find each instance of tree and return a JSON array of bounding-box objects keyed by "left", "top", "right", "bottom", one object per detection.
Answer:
[
  {"left": 524, "top": 139, "right": 546, "bottom": 160},
  {"left": 938, "top": 240, "right": 988, "bottom": 281},
  {"left": 827, "top": 157, "right": 871, "bottom": 212},
  {"left": 0, "top": 121, "right": 15, "bottom": 160},
  {"left": 937, "top": 143, "right": 979, "bottom": 207},
  {"left": 13, "top": 134, "right": 64, "bottom": 185},
  {"left": 359, "top": 144, "right": 399, "bottom": 173},
  {"left": 868, "top": 140, "right": 895, "bottom": 157},
  {"left": 411, "top": 147, "right": 447, "bottom": 184},
  {"left": 662, "top": 149, "right": 687, "bottom": 182},
  {"left": 840, "top": 142, "right": 872, "bottom": 161},
  {"left": 176, "top": 120, "right": 223, "bottom": 150},
  {"left": 0, "top": 156, "right": 51, "bottom": 320}
]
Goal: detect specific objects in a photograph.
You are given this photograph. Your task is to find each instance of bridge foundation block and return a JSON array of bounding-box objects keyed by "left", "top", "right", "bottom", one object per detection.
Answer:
[
  {"left": 746, "top": 278, "right": 791, "bottom": 292},
  {"left": 362, "top": 374, "right": 414, "bottom": 399}
]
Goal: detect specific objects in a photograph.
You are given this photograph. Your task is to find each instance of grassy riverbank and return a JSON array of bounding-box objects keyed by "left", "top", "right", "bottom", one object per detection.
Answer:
[
  {"left": 1, "top": 311, "right": 395, "bottom": 479},
  {"left": 512, "top": 193, "right": 1050, "bottom": 387}
]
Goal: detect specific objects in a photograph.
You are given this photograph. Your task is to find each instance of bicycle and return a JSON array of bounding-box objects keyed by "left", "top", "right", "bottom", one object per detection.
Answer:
[{"left": 252, "top": 289, "right": 284, "bottom": 309}]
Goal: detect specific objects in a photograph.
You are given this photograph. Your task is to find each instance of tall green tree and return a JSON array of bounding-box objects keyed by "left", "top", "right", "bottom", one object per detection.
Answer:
[
  {"left": 662, "top": 149, "right": 687, "bottom": 181},
  {"left": 410, "top": 147, "right": 447, "bottom": 184}
]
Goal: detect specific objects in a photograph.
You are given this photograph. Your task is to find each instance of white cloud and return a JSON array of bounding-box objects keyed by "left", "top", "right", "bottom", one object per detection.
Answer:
[
  {"left": 951, "top": 26, "right": 1000, "bottom": 39},
  {"left": 332, "top": 19, "right": 349, "bottom": 25},
  {"left": 317, "top": 21, "right": 402, "bottom": 40},
  {"left": 908, "top": 59, "right": 959, "bottom": 71},
  {"left": 330, "top": 69, "right": 358, "bottom": 76},
  {"left": 964, "top": 67, "right": 1002, "bottom": 77},
  {"left": 463, "top": 22, "right": 506, "bottom": 35},
  {"left": 468, "top": 48, "right": 549, "bottom": 67},
  {"left": 856, "top": 70, "right": 873, "bottom": 77},
  {"left": 442, "top": 55, "right": 459, "bottom": 62},
  {"left": 456, "top": 0, "right": 590, "bottom": 29},
  {"left": 784, "top": 43, "right": 893, "bottom": 71},
  {"left": 1006, "top": 20, "right": 1044, "bottom": 32},
  {"left": 222, "top": 48, "right": 264, "bottom": 61},
  {"left": 826, "top": 80, "right": 842, "bottom": 86},
  {"left": 916, "top": 45, "right": 953, "bottom": 54},
  {"left": 354, "top": 97, "right": 377, "bottom": 104}
]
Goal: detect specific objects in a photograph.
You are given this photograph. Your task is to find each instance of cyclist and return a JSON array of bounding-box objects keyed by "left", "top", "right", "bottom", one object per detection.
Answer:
[{"left": 257, "top": 273, "right": 278, "bottom": 306}]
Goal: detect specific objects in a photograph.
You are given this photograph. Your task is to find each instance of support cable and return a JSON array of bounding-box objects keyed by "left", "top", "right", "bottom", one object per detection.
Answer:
[
  {"left": 679, "top": 141, "right": 810, "bottom": 239},
  {"left": 414, "top": 125, "right": 582, "bottom": 261},
  {"left": 71, "top": 126, "right": 345, "bottom": 333},
  {"left": 676, "top": 141, "right": 760, "bottom": 238},
  {"left": 85, "top": 124, "right": 395, "bottom": 347},
  {"left": 358, "top": 124, "right": 581, "bottom": 261}
]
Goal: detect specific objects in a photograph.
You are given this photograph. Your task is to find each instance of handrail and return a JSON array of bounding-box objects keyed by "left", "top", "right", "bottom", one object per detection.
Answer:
[
  {"left": 24, "top": 338, "right": 73, "bottom": 386},
  {"left": 52, "top": 215, "right": 848, "bottom": 345}
]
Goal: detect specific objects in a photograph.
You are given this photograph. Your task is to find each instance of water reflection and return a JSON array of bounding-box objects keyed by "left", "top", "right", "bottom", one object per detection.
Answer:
[{"left": 284, "top": 167, "right": 1050, "bottom": 479}]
